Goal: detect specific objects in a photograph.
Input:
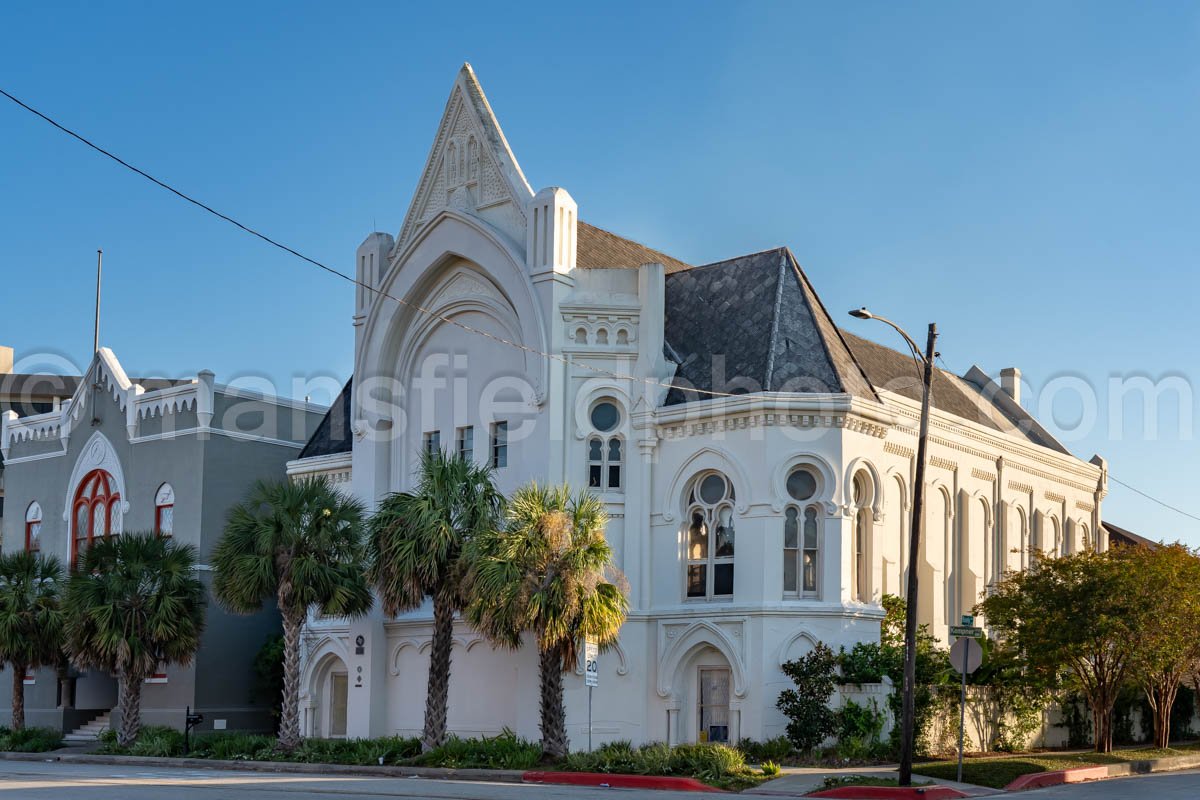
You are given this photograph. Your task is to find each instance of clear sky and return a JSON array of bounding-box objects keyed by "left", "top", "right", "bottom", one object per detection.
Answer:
[{"left": 2, "top": 2, "right": 1198, "bottom": 542}]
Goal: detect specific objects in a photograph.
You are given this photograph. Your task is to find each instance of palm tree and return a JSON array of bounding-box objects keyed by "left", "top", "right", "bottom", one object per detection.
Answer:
[
  {"left": 64, "top": 533, "right": 205, "bottom": 746},
  {"left": 465, "top": 483, "right": 628, "bottom": 758},
  {"left": 213, "top": 477, "right": 372, "bottom": 751},
  {"left": 0, "top": 551, "right": 65, "bottom": 731},
  {"left": 368, "top": 449, "right": 503, "bottom": 750}
]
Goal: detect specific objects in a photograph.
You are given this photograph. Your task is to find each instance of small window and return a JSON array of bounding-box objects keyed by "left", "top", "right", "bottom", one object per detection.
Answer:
[
  {"left": 25, "top": 502, "right": 43, "bottom": 553},
  {"left": 590, "top": 400, "right": 620, "bottom": 433},
  {"left": 786, "top": 468, "right": 817, "bottom": 502},
  {"left": 423, "top": 431, "right": 441, "bottom": 456},
  {"left": 155, "top": 483, "right": 175, "bottom": 537},
  {"left": 456, "top": 426, "right": 474, "bottom": 462},
  {"left": 490, "top": 421, "right": 508, "bottom": 468}
]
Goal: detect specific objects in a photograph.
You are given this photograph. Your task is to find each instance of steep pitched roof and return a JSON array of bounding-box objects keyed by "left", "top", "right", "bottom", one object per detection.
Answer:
[
  {"left": 298, "top": 379, "right": 352, "bottom": 459},
  {"left": 576, "top": 222, "right": 693, "bottom": 274},
  {"left": 662, "top": 248, "right": 878, "bottom": 404},
  {"left": 841, "top": 331, "right": 1069, "bottom": 453},
  {"left": 1102, "top": 522, "right": 1161, "bottom": 549}
]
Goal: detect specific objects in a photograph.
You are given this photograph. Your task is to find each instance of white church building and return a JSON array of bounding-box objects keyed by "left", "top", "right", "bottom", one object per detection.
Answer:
[{"left": 288, "top": 64, "right": 1109, "bottom": 747}]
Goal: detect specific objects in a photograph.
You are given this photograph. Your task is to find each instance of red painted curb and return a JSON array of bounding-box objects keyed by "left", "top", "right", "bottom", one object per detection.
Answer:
[
  {"left": 1004, "top": 765, "right": 1109, "bottom": 792},
  {"left": 808, "top": 787, "right": 968, "bottom": 799},
  {"left": 523, "top": 771, "right": 725, "bottom": 792}
]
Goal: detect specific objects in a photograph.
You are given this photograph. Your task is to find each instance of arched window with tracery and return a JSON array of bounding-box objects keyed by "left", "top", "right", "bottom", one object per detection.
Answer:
[
  {"left": 25, "top": 502, "right": 42, "bottom": 553},
  {"left": 586, "top": 399, "right": 623, "bottom": 491},
  {"left": 155, "top": 483, "right": 175, "bottom": 537},
  {"left": 72, "top": 469, "right": 121, "bottom": 563},
  {"left": 783, "top": 466, "right": 820, "bottom": 598},
  {"left": 685, "top": 472, "right": 736, "bottom": 600}
]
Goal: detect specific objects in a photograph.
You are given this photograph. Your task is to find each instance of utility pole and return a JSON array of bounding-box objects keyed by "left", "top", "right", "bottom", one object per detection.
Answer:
[
  {"left": 848, "top": 309, "right": 937, "bottom": 787},
  {"left": 899, "top": 323, "right": 937, "bottom": 786}
]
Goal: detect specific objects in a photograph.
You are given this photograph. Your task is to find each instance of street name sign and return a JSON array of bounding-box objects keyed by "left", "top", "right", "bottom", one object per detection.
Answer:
[{"left": 949, "top": 625, "right": 984, "bottom": 639}]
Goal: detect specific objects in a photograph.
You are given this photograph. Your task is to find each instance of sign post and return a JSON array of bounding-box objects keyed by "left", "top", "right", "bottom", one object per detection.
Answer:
[
  {"left": 584, "top": 639, "right": 599, "bottom": 751},
  {"left": 948, "top": 632, "right": 983, "bottom": 783}
]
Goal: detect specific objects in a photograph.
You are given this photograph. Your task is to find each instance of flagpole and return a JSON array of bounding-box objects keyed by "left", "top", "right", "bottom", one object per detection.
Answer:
[{"left": 93, "top": 249, "right": 103, "bottom": 354}]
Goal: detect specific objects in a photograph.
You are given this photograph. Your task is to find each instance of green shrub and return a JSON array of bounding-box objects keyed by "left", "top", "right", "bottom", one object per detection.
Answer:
[
  {"left": 290, "top": 735, "right": 420, "bottom": 766},
  {"left": 416, "top": 730, "right": 541, "bottom": 770},
  {"left": 835, "top": 700, "right": 888, "bottom": 759},
  {"left": 737, "top": 736, "right": 792, "bottom": 763},
  {"left": 190, "top": 732, "right": 278, "bottom": 761},
  {"left": 777, "top": 643, "right": 839, "bottom": 752},
  {"left": 251, "top": 634, "right": 286, "bottom": 731},
  {"left": 128, "top": 726, "right": 185, "bottom": 757},
  {"left": 0, "top": 727, "right": 64, "bottom": 752},
  {"left": 760, "top": 759, "right": 781, "bottom": 776},
  {"left": 666, "top": 743, "right": 745, "bottom": 782}
]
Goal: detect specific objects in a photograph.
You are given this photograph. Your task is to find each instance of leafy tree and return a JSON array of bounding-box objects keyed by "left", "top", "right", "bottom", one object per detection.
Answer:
[
  {"left": 1119, "top": 543, "right": 1200, "bottom": 748},
  {"left": 465, "top": 483, "right": 628, "bottom": 758},
  {"left": 979, "top": 550, "right": 1141, "bottom": 752},
  {"left": 778, "top": 642, "right": 839, "bottom": 751},
  {"left": 64, "top": 533, "right": 205, "bottom": 746},
  {"left": 0, "top": 552, "right": 65, "bottom": 731},
  {"left": 368, "top": 450, "right": 503, "bottom": 751},
  {"left": 214, "top": 477, "right": 372, "bottom": 750}
]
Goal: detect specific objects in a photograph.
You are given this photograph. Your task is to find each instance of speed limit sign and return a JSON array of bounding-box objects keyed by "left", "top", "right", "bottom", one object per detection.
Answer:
[{"left": 584, "top": 639, "right": 599, "bottom": 687}]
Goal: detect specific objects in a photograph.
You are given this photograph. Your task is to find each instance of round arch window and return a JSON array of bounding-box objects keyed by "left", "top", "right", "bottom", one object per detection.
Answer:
[
  {"left": 786, "top": 468, "right": 817, "bottom": 502},
  {"left": 590, "top": 400, "right": 620, "bottom": 433}
]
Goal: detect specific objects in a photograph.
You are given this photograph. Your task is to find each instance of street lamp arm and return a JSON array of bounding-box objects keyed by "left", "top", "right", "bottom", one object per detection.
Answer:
[{"left": 861, "top": 313, "right": 927, "bottom": 366}]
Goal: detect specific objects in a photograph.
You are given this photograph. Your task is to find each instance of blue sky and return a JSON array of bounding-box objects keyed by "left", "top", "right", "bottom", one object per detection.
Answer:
[{"left": 2, "top": 2, "right": 1198, "bottom": 542}]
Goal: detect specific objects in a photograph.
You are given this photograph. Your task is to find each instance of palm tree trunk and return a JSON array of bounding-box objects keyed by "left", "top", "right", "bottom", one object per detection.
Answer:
[
  {"left": 538, "top": 641, "right": 569, "bottom": 758},
  {"left": 117, "top": 668, "right": 142, "bottom": 747},
  {"left": 11, "top": 662, "right": 26, "bottom": 732},
  {"left": 278, "top": 608, "right": 304, "bottom": 751},
  {"left": 422, "top": 593, "right": 455, "bottom": 751}
]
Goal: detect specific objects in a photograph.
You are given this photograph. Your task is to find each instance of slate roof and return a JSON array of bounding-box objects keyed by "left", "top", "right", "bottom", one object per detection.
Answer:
[
  {"left": 298, "top": 378, "right": 352, "bottom": 459},
  {"left": 576, "top": 222, "right": 693, "bottom": 274},
  {"left": 295, "top": 236, "right": 1068, "bottom": 460},
  {"left": 663, "top": 248, "right": 878, "bottom": 404},
  {"left": 1103, "top": 522, "right": 1160, "bottom": 549},
  {"left": 841, "top": 332, "right": 1069, "bottom": 453}
]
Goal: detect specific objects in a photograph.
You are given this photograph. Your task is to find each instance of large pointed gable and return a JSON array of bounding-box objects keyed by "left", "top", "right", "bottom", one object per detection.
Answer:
[
  {"left": 662, "top": 248, "right": 878, "bottom": 404},
  {"left": 395, "top": 63, "right": 534, "bottom": 253}
]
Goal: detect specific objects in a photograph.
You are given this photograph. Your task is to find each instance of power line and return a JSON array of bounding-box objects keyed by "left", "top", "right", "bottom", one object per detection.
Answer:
[
  {"left": 6, "top": 85, "right": 1198, "bottom": 529},
  {"left": 1108, "top": 475, "right": 1200, "bottom": 524},
  {"left": 0, "top": 86, "right": 740, "bottom": 400}
]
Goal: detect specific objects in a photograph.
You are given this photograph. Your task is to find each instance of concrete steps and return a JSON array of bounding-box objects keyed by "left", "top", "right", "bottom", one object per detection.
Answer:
[{"left": 63, "top": 711, "right": 110, "bottom": 743}]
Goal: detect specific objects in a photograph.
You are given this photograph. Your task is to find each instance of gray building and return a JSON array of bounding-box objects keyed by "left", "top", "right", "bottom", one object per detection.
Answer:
[{"left": 0, "top": 348, "right": 324, "bottom": 738}]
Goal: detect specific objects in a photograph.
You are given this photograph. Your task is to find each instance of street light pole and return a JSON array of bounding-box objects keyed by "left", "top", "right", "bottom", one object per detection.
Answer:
[{"left": 849, "top": 309, "right": 936, "bottom": 787}]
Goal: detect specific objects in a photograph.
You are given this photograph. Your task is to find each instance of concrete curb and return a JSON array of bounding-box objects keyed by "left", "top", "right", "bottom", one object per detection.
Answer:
[
  {"left": 524, "top": 770, "right": 724, "bottom": 792},
  {"left": 808, "top": 788, "right": 967, "bottom": 799},
  {"left": 1004, "top": 751, "right": 1200, "bottom": 792},
  {"left": 0, "top": 751, "right": 527, "bottom": 783}
]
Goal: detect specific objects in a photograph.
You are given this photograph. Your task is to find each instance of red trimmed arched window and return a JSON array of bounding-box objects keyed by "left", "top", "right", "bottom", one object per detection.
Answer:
[{"left": 72, "top": 469, "right": 121, "bottom": 563}]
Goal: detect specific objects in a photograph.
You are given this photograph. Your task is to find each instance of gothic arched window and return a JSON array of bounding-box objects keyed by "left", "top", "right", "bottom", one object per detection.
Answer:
[
  {"left": 586, "top": 399, "right": 623, "bottom": 491},
  {"left": 685, "top": 472, "right": 736, "bottom": 600},
  {"left": 72, "top": 469, "right": 121, "bottom": 563},
  {"left": 852, "top": 472, "right": 873, "bottom": 602},
  {"left": 25, "top": 502, "right": 42, "bottom": 553},
  {"left": 155, "top": 483, "right": 175, "bottom": 537},
  {"left": 783, "top": 467, "right": 820, "bottom": 598}
]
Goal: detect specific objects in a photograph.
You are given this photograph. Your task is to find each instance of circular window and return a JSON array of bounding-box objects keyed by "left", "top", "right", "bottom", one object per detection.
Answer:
[
  {"left": 590, "top": 400, "right": 620, "bottom": 433},
  {"left": 786, "top": 468, "right": 817, "bottom": 502},
  {"left": 698, "top": 473, "right": 728, "bottom": 505}
]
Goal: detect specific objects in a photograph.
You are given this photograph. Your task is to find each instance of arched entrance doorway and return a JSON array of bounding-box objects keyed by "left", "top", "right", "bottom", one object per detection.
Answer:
[{"left": 308, "top": 653, "right": 349, "bottom": 739}]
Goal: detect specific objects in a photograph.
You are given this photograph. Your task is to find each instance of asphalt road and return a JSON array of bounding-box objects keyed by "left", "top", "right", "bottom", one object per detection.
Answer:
[
  {"left": 0, "top": 760, "right": 701, "bottom": 799},
  {"left": 1, "top": 760, "right": 1199, "bottom": 798},
  {"left": 1018, "top": 768, "right": 1200, "bottom": 798}
]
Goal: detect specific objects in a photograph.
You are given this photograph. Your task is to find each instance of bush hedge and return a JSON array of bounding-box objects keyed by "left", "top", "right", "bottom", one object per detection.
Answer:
[{"left": 0, "top": 726, "right": 63, "bottom": 753}]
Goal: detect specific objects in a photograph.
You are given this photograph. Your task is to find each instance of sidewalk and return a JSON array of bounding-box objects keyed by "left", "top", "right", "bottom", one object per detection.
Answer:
[{"left": 743, "top": 765, "right": 999, "bottom": 797}]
